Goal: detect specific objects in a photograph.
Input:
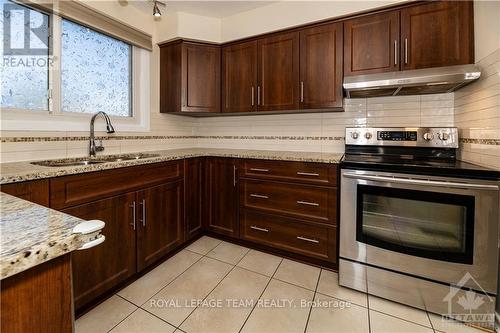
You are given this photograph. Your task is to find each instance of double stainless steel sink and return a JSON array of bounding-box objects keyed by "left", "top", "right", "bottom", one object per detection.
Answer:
[{"left": 31, "top": 153, "right": 161, "bottom": 167}]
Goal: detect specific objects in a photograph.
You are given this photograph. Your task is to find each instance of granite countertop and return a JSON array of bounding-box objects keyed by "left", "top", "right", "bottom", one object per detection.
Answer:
[
  {"left": 0, "top": 148, "right": 344, "bottom": 184},
  {"left": 0, "top": 193, "right": 101, "bottom": 279}
]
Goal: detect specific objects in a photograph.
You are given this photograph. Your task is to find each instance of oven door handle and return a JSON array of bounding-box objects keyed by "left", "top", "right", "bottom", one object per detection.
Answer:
[{"left": 343, "top": 173, "right": 499, "bottom": 191}]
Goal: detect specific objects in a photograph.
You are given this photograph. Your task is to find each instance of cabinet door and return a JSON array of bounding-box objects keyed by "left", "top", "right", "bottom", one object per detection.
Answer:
[
  {"left": 137, "top": 181, "right": 184, "bottom": 271},
  {"left": 222, "top": 41, "right": 258, "bottom": 113},
  {"left": 63, "top": 193, "right": 136, "bottom": 310},
  {"left": 205, "top": 158, "right": 239, "bottom": 237},
  {"left": 1, "top": 179, "right": 49, "bottom": 206},
  {"left": 344, "top": 11, "right": 400, "bottom": 76},
  {"left": 257, "top": 32, "right": 300, "bottom": 111},
  {"left": 181, "top": 43, "right": 221, "bottom": 113},
  {"left": 401, "top": 1, "right": 474, "bottom": 70},
  {"left": 299, "top": 23, "right": 343, "bottom": 109},
  {"left": 185, "top": 158, "right": 203, "bottom": 240}
]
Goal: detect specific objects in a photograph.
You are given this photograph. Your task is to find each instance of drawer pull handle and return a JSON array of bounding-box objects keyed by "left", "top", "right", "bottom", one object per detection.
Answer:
[
  {"left": 250, "top": 226, "right": 269, "bottom": 233},
  {"left": 250, "top": 194, "right": 269, "bottom": 199},
  {"left": 297, "top": 236, "right": 319, "bottom": 244},
  {"left": 297, "top": 172, "right": 320, "bottom": 177},
  {"left": 297, "top": 200, "right": 319, "bottom": 207},
  {"left": 250, "top": 168, "right": 270, "bottom": 172}
]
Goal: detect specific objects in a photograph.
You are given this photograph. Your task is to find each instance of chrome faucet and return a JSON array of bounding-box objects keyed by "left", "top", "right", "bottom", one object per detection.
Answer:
[{"left": 89, "top": 111, "right": 115, "bottom": 158}]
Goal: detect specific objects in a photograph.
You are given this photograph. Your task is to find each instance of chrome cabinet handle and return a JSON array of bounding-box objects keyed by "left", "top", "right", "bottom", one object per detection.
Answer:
[
  {"left": 250, "top": 168, "right": 269, "bottom": 172},
  {"left": 394, "top": 40, "right": 398, "bottom": 65},
  {"left": 140, "top": 199, "right": 146, "bottom": 227},
  {"left": 297, "top": 236, "right": 319, "bottom": 244},
  {"left": 250, "top": 194, "right": 269, "bottom": 199},
  {"left": 297, "top": 171, "right": 319, "bottom": 177},
  {"left": 342, "top": 172, "right": 500, "bottom": 190},
  {"left": 251, "top": 226, "right": 269, "bottom": 233},
  {"left": 233, "top": 165, "right": 237, "bottom": 187},
  {"left": 297, "top": 200, "right": 320, "bottom": 207},
  {"left": 300, "top": 81, "right": 304, "bottom": 102},
  {"left": 404, "top": 38, "right": 408, "bottom": 64},
  {"left": 130, "top": 201, "right": 136, "bottom": 230},
  {"left": 257, "top": 86, "right": 261, "bottom": 105},
  {"left": 251, "top": 86, "right": 255, "bottom": 106}
]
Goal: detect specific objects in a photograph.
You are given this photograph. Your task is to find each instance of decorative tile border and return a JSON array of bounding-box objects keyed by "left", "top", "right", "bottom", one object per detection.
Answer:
[
  {"left": 3, "top": 136, "right": 498, "bottom": 144},
  {"left": 1, "top": 135, "right": 346, "bottom": 143},
  {"left": 460, "top": 138, "right": 500, "bottom": 145}
]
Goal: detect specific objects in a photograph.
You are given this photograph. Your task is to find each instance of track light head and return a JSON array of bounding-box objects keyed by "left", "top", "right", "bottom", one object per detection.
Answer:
[{"left": 153, "top": 1, "right": 161, "bottom": 17}]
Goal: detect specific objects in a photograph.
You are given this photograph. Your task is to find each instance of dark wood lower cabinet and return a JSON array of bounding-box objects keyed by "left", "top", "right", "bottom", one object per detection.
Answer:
[
  {"left": 63, "top": 193, "right": 137, "bottom": 310},
  {"left": 205, "top": 157, "right": 239, "bottom": 237},
  {"left": 185, "top": 158, "right": 204, "bottom": 240},
  {"left": 1, "top": 179, "right": 49, "bottom": 207},
  {"left": 240, "top": 209, "right": 336, "bottom": 262},
  {"left": 1, "top": 157, "right": 339, "bottom": 316},
  {"left": 1, "top": 254, "right": 73, "bottom": 333},
  {"left": 137, "top": 181, "right": 184, "bottom": 271}
]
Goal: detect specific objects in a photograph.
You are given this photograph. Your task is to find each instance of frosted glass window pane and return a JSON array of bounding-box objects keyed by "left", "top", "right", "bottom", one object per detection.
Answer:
[
  {"left": 61, "top": 19, "right": 131, "bottom": 117},
  {"left": 0, "top": 1, "right": 49, "bottom": 110}
]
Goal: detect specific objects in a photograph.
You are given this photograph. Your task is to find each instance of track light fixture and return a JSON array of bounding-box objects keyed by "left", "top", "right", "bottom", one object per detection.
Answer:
[{"left": 153, "top": 0, "right": 161, "bottom": 17}]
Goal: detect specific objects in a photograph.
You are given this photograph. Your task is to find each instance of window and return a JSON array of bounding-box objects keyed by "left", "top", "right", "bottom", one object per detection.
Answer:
[
  {"left": 61, "top": 19, "right": 132, "bottom": 117},
  {"left": 1, "top": 0, "right": 150, "bottom": 131},
  {"left": 0, "top": 1, "right": 50, "bottom": 110}
]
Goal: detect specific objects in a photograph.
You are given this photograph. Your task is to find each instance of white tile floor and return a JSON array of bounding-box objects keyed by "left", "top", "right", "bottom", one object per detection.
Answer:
[{"left": 76, "top": 236, "right": 485, "bottom": 333}]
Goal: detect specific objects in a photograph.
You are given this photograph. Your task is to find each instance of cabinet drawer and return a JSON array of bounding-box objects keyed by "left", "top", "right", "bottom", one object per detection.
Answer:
[
  {"left": 241, "top": 160, "right": 337, "bottom": 186},
  {"left": 241, "top": 210, "right": 336, "bottom": 262},
  {"left": 51, "top": 161, "right": 183, "bottom": 209},
  {"left": 241, "top": 179, "right": 336, "bottom": 224}
]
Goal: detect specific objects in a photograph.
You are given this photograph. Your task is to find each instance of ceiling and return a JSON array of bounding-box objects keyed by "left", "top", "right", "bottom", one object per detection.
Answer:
[{"left": 128, "top": 1, "right": 277, "bottom": 18}]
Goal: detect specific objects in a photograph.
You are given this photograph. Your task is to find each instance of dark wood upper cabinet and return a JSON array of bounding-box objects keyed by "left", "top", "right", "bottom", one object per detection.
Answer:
[
  {"left": 222, "top": 41, "right": 258, "bottom": 113},
  {"left": 160, "top": 41, "right": 221, "bottom": 114},
  {"left": 300, "top": 23, "right": 343, "bottom": 109},
  {"left": 63, "top": 193, "right": 137, "bottom": 310},
  {"left": 257, "top": 32, "right": 300, "bottom": 111},
  {"left": 137, "top": 180, "right": 184, "bottom": 271},
  {"left": 205, "top": 157, "right": 239, "bottom": 238},
  {"left": 344, "top": 11, "right": 400, "bottom": 76},
  {"left": 184, "top": 158, "right": 204, "bottom": 240},
  {"left": 401, "top": 1, "right": 474, "bottom": 70}
]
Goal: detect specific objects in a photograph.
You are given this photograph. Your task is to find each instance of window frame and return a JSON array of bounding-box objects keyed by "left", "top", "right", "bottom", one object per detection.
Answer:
[{"left": 1, "top": 5, "right": 150, "bottom": 132}]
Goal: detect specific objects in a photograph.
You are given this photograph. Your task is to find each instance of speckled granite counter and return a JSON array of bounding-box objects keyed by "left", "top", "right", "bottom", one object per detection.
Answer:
[
  {"left": 0, "top": 193, "right": 101, "bottom": 279},
  {"left": 0, "top": 148, "right": 343, "bottom": 184}
]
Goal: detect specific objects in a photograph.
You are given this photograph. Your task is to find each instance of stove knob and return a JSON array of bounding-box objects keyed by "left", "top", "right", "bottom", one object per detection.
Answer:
[
  {"left": 351, "top": 132, "right": 359, "bottom": 140},
  {"left": 364, "top": 132, "right": 372, "bottom": 140},
  {"left": 423, "top": 132, "right": 434, "bottom": 141},
  {"left": 438, "top": 132, "right": 450, "bottom": 141}
]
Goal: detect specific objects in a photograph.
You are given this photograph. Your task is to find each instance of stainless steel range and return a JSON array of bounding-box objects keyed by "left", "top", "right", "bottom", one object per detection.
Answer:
[{"left": 339, "top": 127, "right": 500, "bottom": 328}]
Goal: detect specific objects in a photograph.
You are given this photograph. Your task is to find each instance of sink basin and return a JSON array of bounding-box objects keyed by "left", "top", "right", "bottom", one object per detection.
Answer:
[{"left": 31, "top": 153, "right": 161, "bottom": 167}]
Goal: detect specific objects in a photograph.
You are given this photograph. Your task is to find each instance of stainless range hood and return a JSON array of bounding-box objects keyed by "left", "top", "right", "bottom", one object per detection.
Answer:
[{"left": 343, "top": 64, "right": 481, "bottom": 98}]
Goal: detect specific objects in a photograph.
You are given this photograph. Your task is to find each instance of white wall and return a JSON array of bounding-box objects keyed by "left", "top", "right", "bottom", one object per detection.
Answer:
[
  {"left": 473, "top": 0, "right": 500, "bottom": 62},
  {"left": 220, "top": 0, "right": 405, "bottom": 42},
  {"left": 155, "top": 11, "right": 222, "bottom": 43}
]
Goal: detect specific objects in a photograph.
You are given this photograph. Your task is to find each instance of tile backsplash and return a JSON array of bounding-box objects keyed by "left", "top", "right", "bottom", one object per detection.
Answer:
[
  {"left": 454, "top": 48, "right": 500, "bottom": 170},
  {"left": 193, "top": 93, "right": 454, "bottom": 153}
]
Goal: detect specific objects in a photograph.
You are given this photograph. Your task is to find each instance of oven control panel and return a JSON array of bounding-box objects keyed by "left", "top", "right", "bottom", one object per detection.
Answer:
[{"left": 345, "top": 127, "right": 459, "bottom": 148}]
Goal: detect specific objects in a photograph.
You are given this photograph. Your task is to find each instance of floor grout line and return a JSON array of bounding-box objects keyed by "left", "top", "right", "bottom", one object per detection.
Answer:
[
  {"left": 105, "top": 303, "right": 139, "bottom": 333},
  {"left": 116, "top": 293, "right": 180, "bottom": 331},
  {"left": 137, "top": 251, "right": 205, "bottom": 308},
  {"left": 368, "top": 307, "right": 436, "bottom": 330},
  {"left": 176, "top": 244, "right": 250, "bottom": 330},
  {"left": 237, "top": 257, "right": 284, "bottom": 333},
  {"left": 302, "top": 268, "right": 322, "bottom": 333}
]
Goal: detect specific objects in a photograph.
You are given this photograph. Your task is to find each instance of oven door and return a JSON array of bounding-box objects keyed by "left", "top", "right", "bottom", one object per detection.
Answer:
[{"left": 340, "top": 169, "right": 499, "bottom": 293}]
